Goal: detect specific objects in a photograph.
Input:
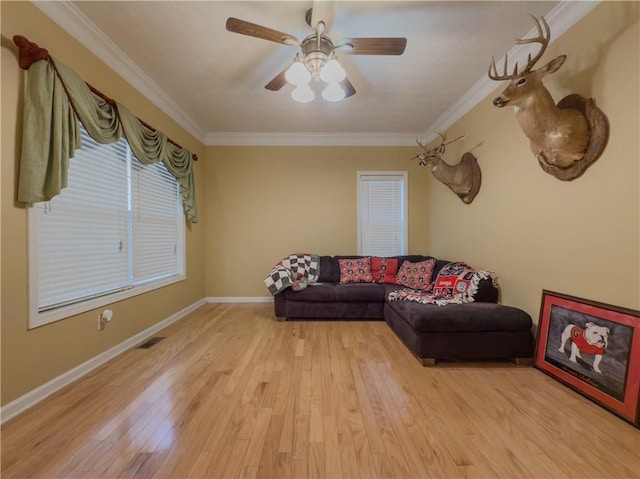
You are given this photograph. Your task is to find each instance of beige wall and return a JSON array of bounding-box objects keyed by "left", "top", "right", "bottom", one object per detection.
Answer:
[
  {"left": 203, "top": 146, "right": 430, "bottom": 297},
  {"left": 2, "top": 0, "right": 639, "bottom": 408},
  {"left": 203, "top": 2, "right": 639, "bottom": 322},
  {"left": 424, "top": 1, "right": 640, "bottom": 321},
  {"left": 1, "top": 2, "right": 206, "bottom": 405}
]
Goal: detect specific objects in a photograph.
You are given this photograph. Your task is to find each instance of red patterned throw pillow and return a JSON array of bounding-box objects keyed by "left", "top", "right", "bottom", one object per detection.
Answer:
[
  {"left": 371, "top": 257, "right": 400, "bottom": 283},
  {"left": 395, "top": 259, "right": 436, "bottom": 291},
  {"left": 339, "top": 258, "right": 375, "bottom": 284}
]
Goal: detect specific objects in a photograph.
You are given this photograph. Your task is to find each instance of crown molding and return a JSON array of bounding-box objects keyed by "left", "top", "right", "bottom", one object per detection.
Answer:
[
  {"left": 32, "top": 0, "right": 206, "bottom": 143},
  {"left": 206, "top": 0, "right": 600, "bottom": 146},
  {"left": 421, "top": 0, "right": 601, "bottom": 143},
  {"left": 204, "top": 131, "right": 421, "bottom": 147},
  {"left": 33, "top": 0, "right": 599, "bottom": 148}
]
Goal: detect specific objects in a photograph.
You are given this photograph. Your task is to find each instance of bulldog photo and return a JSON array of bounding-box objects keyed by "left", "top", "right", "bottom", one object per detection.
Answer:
[{"left": 559, "top": 322, "right": 610, "bottom": 373}]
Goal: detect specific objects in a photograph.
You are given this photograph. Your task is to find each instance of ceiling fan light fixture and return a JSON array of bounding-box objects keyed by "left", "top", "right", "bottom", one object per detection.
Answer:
[
  {"left": 227, "top": 12, "right": 408, "bottom": 102},
  {"left": 319, "top": 58, "right": 346, "bottom": 83},
  {"left": 321, "top": 82, "right": 345, "bottom": 102},
  {"left": 285, "top": 61, "right": 311, "bottom": 86},
  {"left": 292, "top": 83, "right": 315, "bottom": 103}
]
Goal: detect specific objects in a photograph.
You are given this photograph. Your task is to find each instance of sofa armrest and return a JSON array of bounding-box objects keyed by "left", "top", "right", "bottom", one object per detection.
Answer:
[{"left": 474, "top": 277, "right": 499, "bottom": 303}]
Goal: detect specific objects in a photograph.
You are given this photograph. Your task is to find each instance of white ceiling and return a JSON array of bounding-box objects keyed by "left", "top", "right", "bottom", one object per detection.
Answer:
[{"left": 36, "top": 1, "right": 599, "bottom": 145}]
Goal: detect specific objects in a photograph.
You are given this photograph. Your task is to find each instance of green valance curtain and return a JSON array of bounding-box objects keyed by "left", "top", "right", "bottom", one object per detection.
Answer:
[{"left": 18, "top": 54, "right": 198, "bottom": 223}]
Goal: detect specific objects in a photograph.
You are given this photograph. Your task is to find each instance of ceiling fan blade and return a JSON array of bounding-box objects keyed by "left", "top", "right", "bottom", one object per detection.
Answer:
[
  {"left": 340, "top": 77, "right": 356, "bottom": 98},
  {"left": 226, "top": 17, "right": 299, "bottom": 45},
  {"left": 309, "top": 1, "right": 335, "bottom": 33},
  {"left": 265, "top": 63, "right": 292, "bottom": 91},
  {"left": 340, "top": 37, "right": 407, "bottom": 55}
]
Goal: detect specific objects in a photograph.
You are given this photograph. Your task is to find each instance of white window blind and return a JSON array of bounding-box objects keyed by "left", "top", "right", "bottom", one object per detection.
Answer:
[
  {"left": 131, "top": 160, "right": 180, "bottom": 284},
  {"left": 29, "top": 125, "right": 184, "bottom": 328},
  {"left": 34, "top": 132, "right": 130, "bottom": 311},
  {"left": 357, "top": 172, "right": 407, "bottom": 256}
]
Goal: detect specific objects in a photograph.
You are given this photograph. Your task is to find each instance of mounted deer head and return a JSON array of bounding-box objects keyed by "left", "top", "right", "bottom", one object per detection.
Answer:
[
  {"left": 413, "top": 132, "right": 481, "bottom": 204},
  {"left": 488, "top": 15, "right": 609, "bottom": 179}
]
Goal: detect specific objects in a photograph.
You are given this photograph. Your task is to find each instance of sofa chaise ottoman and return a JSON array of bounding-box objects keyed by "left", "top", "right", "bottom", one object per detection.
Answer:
[{"left": 383, "top": 300, "right": 533, "bottom": 365}]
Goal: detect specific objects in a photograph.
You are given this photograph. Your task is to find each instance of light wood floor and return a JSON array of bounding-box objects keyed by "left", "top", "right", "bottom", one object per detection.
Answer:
[{"left": 2, "top": 303, "right": 639, "bottom": 479}]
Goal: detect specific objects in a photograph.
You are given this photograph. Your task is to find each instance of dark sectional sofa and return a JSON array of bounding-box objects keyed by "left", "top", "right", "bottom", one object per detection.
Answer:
[{"left": 274, "top": 255, "right": 534, "bottom": 365}]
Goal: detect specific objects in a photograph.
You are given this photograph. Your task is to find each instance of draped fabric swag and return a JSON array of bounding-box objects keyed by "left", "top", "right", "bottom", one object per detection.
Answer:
[{"left": 18, "top": 55, "right": 197, "bottom": 222}]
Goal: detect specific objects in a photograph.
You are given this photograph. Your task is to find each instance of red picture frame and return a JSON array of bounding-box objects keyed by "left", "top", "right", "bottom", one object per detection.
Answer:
[{"left": 534, "top": 290, "right": 640, "bottom": 428}]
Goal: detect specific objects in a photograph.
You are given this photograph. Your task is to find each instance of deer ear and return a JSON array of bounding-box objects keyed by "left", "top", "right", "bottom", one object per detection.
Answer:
[{"left": 540, "top": 55, "right": 566, "bottom": 75}]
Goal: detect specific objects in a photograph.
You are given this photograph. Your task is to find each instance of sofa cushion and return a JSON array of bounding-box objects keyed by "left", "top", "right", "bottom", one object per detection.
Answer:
[
  {"left": 395, "top": 258, "right": 436, "bottom": 291},
  {"left": 471, "top": 278, "right": 499, "bottom": 303},
  {"left": 339, "top": 257, "right": 375, "bottom": 284},
  {"left": 386, "top": 300, "right": 532, "bottom": 332},
  {"left": 318, "top": 256, "right": 340, "bottom": 283},
  {"left": 334, "top": 283, "right": 388, "bottom": 302},
  {"left": 282, "top": 283, "right": 335, "bottom": 302}
]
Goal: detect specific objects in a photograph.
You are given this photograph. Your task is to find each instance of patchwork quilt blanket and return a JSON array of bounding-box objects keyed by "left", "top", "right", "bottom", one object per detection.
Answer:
[
  {"left": 264, "top": 253, "right": 320, "bottom": 295},
  {"left": 388, "top": 261, "right": 497, "bottom": 306}
]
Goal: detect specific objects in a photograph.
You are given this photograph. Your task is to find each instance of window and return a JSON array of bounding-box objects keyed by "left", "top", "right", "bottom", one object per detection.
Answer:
[
  {"left": 357, "top": 171, "right": 408, "bottom": 256},
  {"left": 28, "top": 125, "right": 185, "bottom": 328}
]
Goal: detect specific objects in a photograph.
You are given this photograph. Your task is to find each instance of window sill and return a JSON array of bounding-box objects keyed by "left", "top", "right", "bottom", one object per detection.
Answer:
[{"left": 29, "top": 273, "right": 186, "bottom": 329}]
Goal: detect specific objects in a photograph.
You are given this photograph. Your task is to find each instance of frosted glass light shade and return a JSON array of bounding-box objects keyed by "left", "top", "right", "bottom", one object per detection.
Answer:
[
  {"left": 292, "top": 84, "right": 315, "bottom": 103},
  {"left": 285, "top": 61, "right": 311, "bottom": 85},
  {"left": 321, "top": 82, "right": 345, "bottom": 102},
  {"left": 319, "top": 59, "right": 346, "bottom": 83}
]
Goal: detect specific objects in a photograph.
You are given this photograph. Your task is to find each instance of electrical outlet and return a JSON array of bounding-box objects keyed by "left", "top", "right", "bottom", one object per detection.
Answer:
[{"left": 98, "top": 309, "right": 113, "bottom": 330}]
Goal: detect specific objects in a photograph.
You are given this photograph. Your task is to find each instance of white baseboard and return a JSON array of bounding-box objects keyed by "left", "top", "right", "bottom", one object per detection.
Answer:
[
  {"left": 0, "top": 298, "right": 207, "bottom": 425},
  {"left": 206, "top": 296, "right": 273, "bottom": 303}
]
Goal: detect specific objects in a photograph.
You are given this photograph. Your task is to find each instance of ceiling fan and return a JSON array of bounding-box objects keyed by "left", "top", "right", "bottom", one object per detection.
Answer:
[{"left": 225, "top": 3, "right": 407, "bottom": 102}]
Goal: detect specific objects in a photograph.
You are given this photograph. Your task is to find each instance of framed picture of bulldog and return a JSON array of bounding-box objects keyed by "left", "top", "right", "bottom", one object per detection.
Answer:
[{"left": 534, "top": 290, "right": 640, "bottom": 428}]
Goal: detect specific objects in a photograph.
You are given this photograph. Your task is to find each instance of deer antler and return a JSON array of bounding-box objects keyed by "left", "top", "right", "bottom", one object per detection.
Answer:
[
  {"left": 488, "top": 14, "right": 550, "bottom": 81},
  {"left": 413, "top": 132, "right": 466, "bottom": 166},
  {"left": 416, "top": 131, "right": 445, "bottom": 152},
  {"left": 488, "top": 53, "right": 519, "bottom": 81},
  {"left": 517, "top": 15, "right": 551, "bottom": 73}
]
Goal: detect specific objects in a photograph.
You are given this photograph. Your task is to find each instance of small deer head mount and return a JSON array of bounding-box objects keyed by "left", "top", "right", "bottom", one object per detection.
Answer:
[
  {"left": 489, "top": 15, "right": 609, "bottom": 181},
  {"left": 413, "top": 132, "right": 481, "bottom": 204}
]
